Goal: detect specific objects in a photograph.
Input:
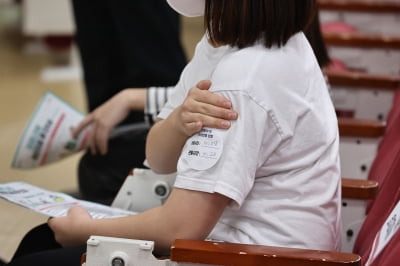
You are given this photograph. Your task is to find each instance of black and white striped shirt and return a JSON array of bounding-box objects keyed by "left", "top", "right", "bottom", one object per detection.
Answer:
[{"left": 145, "top": 86, "right": 175, "bottom": 125}]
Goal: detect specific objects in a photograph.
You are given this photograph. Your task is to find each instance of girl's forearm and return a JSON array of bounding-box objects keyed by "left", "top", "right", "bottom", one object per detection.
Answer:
[
  {"left": 87, "top": 188, "right": 228, "bottom": 255},
  {"left": 145, "top": 107, "right": 188, "bottom": 174},
  {"left": 124, "top": 88, "right": 146, "bottom": 111},
  {"left": 89, "top": 207, "right": 176, "bottom": 255}
]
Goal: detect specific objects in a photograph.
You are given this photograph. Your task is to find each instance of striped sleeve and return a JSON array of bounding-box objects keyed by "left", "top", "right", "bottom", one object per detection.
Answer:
[{"left": 145, "top": 86, "right": 175, "bottom": 125}]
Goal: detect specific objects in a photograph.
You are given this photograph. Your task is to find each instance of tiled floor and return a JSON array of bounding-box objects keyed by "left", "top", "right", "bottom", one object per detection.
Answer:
[{"left": 0, "top": 4, "right": 203, "bottom": 262}]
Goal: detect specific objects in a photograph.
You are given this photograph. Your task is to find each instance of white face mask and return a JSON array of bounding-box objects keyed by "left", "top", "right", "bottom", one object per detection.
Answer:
[{"left": 167, "top": 0, "right": 205, "bottom": 17}]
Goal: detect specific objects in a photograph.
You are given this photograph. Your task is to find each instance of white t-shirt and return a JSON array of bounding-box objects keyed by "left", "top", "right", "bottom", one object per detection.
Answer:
[{"left": 158, "top": 33, "right": 342, "bottom": 251}]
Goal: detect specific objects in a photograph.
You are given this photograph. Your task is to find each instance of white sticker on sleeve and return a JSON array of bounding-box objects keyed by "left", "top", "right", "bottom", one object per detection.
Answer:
[{"left": 182, "top": 127, "right": 223, "bottom": 170}]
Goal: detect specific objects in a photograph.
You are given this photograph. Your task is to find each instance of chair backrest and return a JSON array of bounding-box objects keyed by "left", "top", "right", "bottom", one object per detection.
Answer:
[
  {"left": 365, "top": 90, "right": 400, "bottom": 190},
  {"left": 352, "top": 93, "right": 400, "bottom": 265},
  {"left": 353, "top": 161, "right": 400, "bottom": 265},
  {"left": 383, "top": 89, "right": 400, "bottom": 134}
]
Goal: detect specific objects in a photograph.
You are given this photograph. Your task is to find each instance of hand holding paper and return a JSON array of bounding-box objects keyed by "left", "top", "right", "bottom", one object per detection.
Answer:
[{"left": 12, "top": 92, "right": 149, "bottom": 169}]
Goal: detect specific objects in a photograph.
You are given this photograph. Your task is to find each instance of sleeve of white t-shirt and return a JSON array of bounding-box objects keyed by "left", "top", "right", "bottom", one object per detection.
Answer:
[
  {"left": 157, "top": 65, "right": 191, "bottom": 121},
  {"left": 174, "top": 89, "right": 281, "bottom": 208}
]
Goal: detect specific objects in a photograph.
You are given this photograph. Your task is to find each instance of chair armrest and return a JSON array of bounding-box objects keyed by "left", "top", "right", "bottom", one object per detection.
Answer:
[
  {"left": 170, "top": 239, "right": 361, "bottom": 266},
  {"left": 338, "top": 118, "right": 386, "bottom": 137},
  {"left": 342, "top": 178, "right": 378, "bottom": 200},
  {"left": 325, "top": 70, "right": 400, "bottom": 90},
  {"left": 317, "top": 0, "right": 400, "bottom": 13}
]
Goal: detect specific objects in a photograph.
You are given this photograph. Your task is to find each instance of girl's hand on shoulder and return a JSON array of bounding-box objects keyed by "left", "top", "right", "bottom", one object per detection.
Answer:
[
  {"left": 48, "top": 205, "right": 93, "bottom": 247},
  {"left": 176, "top": 80, "right": 238, "bottom": 136}
]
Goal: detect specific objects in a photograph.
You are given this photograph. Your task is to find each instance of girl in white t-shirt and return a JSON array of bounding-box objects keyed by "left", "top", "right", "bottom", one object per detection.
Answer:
[
  {"left": 53, "top": 0, "right": 340, "bottom": 254},
  {"left": 146, "top": 0, "right": 341, "bottom": 252},
  {"left": 6, "top": 1, "right": 341, "bottom": 265}
]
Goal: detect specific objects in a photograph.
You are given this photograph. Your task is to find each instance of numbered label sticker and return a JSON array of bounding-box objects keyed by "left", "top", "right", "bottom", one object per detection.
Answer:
[{"left": 182, "top": 128, "right": 223, "bottom": 170}]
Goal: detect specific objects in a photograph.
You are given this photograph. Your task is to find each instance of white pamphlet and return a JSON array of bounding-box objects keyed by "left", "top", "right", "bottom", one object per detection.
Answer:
[
  {"left": 0, "top": 181, "right": 135, "bottom": 218},
  {"left": 12, "top": 91, "right": 89, "bottom": 169}
]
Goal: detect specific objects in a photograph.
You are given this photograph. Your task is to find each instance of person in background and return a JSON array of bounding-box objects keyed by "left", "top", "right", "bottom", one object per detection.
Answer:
[
  {"left": 5, "top": 0, "right": 341, "bottom": 265},
  {"left": 71, "top": 0, "right": 187, "bottom": 204}
]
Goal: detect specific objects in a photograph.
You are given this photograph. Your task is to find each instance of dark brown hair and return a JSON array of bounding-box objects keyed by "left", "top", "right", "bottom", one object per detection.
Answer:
[
  {"left": 304, "top": 8, "right": 331, "bottom": 68},
  {"left": 204, "top": 0, "right": 317, "bottom": 49}
]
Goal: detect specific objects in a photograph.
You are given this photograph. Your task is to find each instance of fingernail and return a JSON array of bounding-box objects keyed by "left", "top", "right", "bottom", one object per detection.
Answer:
[
  {"left": 229, "top": 112, "right": 237, "bottom": 119},
  {"left": 223, "top": 101, "right": 231, "bottom": 108},
  {"left": 221, "top": 121, "right": 230, "bottom": 128}
]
